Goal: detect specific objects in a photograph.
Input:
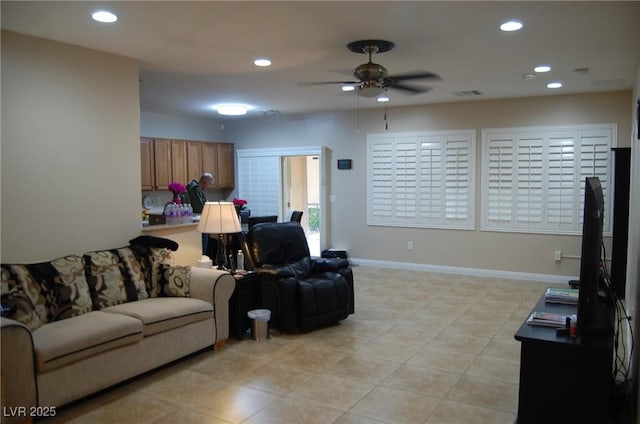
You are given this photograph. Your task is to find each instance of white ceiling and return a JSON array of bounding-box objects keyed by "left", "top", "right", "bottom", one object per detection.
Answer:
[{"left": 2, "top": 1, "right": 639, "bottom": 120}]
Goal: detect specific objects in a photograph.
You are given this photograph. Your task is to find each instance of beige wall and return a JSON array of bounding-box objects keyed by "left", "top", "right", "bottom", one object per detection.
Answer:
[
  {"left": 1, "top": 31, "right": 140, "bottom": 262},
  {"left": 223, "top": 91, "right": 632, "bottom": 279},
  {"left": 140, "top": 110, "right": 224, "bottom": 141}
]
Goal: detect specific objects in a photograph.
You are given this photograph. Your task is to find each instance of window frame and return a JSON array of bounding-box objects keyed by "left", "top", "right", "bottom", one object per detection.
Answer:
[
  {"left": 480, "top": 124, "right": 616, "bottom": 236},
  {"left": 367, "top": 130, "right": 476, "bottom": 230}
]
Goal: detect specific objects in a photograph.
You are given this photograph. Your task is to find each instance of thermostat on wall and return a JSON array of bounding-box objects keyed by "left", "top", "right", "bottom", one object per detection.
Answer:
[{"left": 337, "top": 159, "right": 352, "bottom": 169}]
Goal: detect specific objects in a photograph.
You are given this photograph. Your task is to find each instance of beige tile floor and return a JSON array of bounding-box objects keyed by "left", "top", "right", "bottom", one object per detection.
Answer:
[{"left": 42, "top": 266, "right": 557, "bottom": 424}]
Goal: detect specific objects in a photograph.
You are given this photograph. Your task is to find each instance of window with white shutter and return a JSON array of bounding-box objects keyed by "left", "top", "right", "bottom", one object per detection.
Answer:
[
  {"left": 481, "top": 124, "right": 615, "bottom": 235},
  {"left": 237, "top": 155, "right": 281, "bottom": 216},
  {"left": 367, "top": 130, "right": 475, "bottom": 230}
]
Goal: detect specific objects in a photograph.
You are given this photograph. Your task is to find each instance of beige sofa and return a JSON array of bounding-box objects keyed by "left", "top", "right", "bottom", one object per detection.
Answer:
[{"left": 0, "top": 243, "right": 235, "bottom": 423}]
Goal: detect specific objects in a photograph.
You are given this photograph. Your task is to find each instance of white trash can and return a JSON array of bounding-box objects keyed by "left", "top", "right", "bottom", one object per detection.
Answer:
[{"left": 247, "top": 309, "right": 271, "bottom": 342}]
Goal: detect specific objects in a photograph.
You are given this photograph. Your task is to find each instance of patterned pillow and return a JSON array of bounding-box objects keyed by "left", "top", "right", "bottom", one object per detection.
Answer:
[
  {"left": 147, "top": 247, "right": 174, "bottom": 297},
  {"left": 159, "top": 265, "right": 191, "bottom": 297},
  {"left": 1, "top": 255, "right": 93, "bottom": 328},
  {"left": 47, "top": 255, "right": 93, "bottom": 320},
  {"left": 1, "top": 265, "right": 49, "bottom": 330},
  {"left": 116, "top": 247, "right": 149, "bottom": 300},
  {"left": 83, "top": 250, "right": 138, "bottom": 310}
]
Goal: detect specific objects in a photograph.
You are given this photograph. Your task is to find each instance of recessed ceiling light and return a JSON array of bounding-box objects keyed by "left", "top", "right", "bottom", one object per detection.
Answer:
[
  {"left": 253, "top": 58, "right": 271, "bottom": 67},
  {"left": 500, "top": 20, "right": 523, "bottom": 32},
  {"left": 377, "top": 95, "right": 390, "bottom": 102},
  {"left": 212, "top": 104, "right": 252, "bottom": 116},
  {"left": 534, "top": 65, "right": 552, "bottom": 73},
  {"left": 547, "top": 81, "right": 563, "bottom": 89},
  {"left": 91, "top": 10, "right": 118, "bottom": 23},
  {"left": 341, "top": 85, "right": 356, "bottom": 92},
  {"left": 522, "top": 73, "right": 536, "bottom": 80}
]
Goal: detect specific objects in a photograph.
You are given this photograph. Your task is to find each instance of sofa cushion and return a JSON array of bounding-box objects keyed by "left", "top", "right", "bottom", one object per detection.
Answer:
[
  {"left": 1, "top": 255, "right": 93, "bottom": 330},
  {"left": 127, "top": 246, "right": 174, "bottom": 298},
  {"left": 159, "top": 265, "right": 190, "bottom": 297},
  {"left": 32, "top": 311, "right": 143, "bottom": 372},
  {"left": 116, "top": 247, "right": 149, "bottom": 300},
  {"left": 1, "top": 265, "right": 49, "bottom": 331},
  {"left": 103, "top": 297, "right": 213, "bottom": 336},
  {"left": 47, "top": 255, "right": 94, "bottom": 320},
  {"left": 148, "top": 247, "right": 174, "bottom": 297},
  {"left": 84, "top": 250, "right": 139, "bottom": 310}
]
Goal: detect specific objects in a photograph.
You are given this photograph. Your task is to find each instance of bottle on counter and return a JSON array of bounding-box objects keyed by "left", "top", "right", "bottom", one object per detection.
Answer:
[
  {"left": 237, "top": 250, "right": 244, "bottom": 270},
  {"left": 164, "top": 203, "right": 176, "bottom": 225}
]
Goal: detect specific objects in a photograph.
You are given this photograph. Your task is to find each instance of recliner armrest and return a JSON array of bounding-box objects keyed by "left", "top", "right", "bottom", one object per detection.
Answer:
[
  {"left": 311, "top": 257, "right": 350, "bottom": 272},
  {"left": 254, "top": 264, "right": 295, "bottom": 279}
]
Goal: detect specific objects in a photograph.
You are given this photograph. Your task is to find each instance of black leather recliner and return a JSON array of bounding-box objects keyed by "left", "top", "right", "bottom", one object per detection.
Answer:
[{"left": 243, "top": 222, "right": 354, "bottom": 332}]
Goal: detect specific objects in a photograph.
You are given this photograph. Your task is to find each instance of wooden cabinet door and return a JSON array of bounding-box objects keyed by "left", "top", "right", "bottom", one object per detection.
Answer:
[
  {"left": 201, "top": 142, "right": 218, "bottom": 183},
  {"left": 171, "top": 140, "right": 188, "bottom": 185},
  {"left": 216, "top": 143, "right": 235, "bottom": 189},
  {"left": 154, "top": 139, "right": 172, "bottom": 190},
  {"left": 142, "top": 138, "right": 235, "bottom": 192},
  {"left": 140, "top": 138, "right": 155, "bottom": 190},
  {"left": 186, "top": 141, "right": 203, "bottom": 183}
]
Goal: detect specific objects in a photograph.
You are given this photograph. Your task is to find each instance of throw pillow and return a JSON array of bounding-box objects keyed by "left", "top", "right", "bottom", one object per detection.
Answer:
[
  {"left": 47, "top": 255, "right": 93, "bottom": 320},
  {"left": 116, "top": 247, "right": 149, "bottom": 300},
  {"left": 0, "top": 265, "right": 49, "bottom": 331},
  {"left": 146, "top": 247, "right": 174, "bottom": 297},
  {"left": 159, "top": 265, "right": 191, "bottom": 297},
  {"left": 83, "top": 250, "right": 138, "bottom": 310}
]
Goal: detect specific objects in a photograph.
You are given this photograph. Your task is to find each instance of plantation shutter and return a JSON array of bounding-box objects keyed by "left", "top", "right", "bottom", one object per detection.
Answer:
[
  {"left": 237, "top": 155, "right": 280, "bottom": 217},
  {"left": 367, "top": 130, "right": 475, "bottom": 230},
  {"left": 481, "top": 124, "right": 615, "bottom": 235}
]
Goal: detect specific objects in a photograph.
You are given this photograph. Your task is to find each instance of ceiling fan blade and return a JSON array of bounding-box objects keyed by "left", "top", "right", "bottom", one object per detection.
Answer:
[
  {"left": 298, "top": 81, "right": 358, "bottom": 86},
  {"left": 387, "top": 71, "right": 441, "bottom": 81},
  {"left": 388, "top": 82, "right": 432, "bottom": 94}
]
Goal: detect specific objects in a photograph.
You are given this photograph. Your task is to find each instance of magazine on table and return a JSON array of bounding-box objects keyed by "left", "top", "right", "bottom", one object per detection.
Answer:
[{"left": 526, "top": 311, "right": 571, "bottom": 328}]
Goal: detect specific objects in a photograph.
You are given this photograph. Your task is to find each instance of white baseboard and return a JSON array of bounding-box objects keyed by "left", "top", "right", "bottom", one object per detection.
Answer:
[{"left": 350, "top": 257, "right": 577, "bottom": 285}]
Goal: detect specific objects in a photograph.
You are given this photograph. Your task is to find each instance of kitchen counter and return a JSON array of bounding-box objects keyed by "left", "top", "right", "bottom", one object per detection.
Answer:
[
  {"left": 140, "top": 222, "right": 201, "bottom": 266},
  {"left": 141, "top": 222, "right": 197, "bottom": 232}
]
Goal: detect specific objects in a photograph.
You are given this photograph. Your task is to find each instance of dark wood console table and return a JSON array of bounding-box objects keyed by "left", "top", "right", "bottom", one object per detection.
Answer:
[{"left": 514, "top": 293, "right": 614, "bottom": 423}]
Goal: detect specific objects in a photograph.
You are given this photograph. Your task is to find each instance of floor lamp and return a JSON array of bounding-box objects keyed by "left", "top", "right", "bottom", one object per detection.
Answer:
[{"left": 197, "top": 202, "right": 241, "bottom": 270}]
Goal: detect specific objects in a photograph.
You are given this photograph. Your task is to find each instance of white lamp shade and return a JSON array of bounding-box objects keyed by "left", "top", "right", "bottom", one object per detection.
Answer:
[{"left": 197, "top": 202, "right": 241, "bottom": 234}]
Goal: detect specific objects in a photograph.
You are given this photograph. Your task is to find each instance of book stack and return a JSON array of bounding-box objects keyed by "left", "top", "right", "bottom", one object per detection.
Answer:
[
  {"left": 526, "top": 311, "right": 570, "bottom": 328},
  {"left": 544, "top": 287, "right": 578, "bottom": 305}
]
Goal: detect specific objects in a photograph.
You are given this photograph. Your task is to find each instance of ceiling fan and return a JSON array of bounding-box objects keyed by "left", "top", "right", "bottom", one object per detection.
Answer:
[{"left": 301, "top": 39, "right": 440, "bottom": 98}]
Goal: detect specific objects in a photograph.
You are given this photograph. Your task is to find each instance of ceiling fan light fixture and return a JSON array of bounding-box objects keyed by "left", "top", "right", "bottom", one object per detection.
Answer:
[
  {"left": 212, "top": 104, "right": 252, "bottom": 116},
  {"left": 377, "top": 94, "right": 390, "bottom": 102},
  {"left": 341, "top": 85, "right": 356, "bottom": 92},
  {"left": 358, "top": 81, "right": 385, "bottom": 98}
]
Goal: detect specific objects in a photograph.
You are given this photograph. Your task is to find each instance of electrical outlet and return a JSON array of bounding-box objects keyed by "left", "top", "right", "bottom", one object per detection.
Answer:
[
  {"left": 554, "top": 250, "right": 562, "bottom": 261},
  {"left": 408, "top": 241, "right": 414, "bottom": 250}
]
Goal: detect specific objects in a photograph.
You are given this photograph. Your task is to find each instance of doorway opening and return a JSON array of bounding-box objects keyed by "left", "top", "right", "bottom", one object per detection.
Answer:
[
  {"left": 236, "top": 146, "right": 327, "bottom": 256},
  {"left": 282, "top": 155, "right": 320, "bottom": 256}
]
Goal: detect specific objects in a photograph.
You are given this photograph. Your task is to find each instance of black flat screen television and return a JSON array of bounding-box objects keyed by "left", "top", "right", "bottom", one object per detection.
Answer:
[{"left": 576, "top": 177, "right": 612, "bottom": 335}]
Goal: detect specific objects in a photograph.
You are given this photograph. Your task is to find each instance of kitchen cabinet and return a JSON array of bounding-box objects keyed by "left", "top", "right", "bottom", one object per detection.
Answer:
[
  {"left": 201, "top": 142, "right": 217, "bottom": 182},
  {"left": 153, "top": 139, "right": 172, "bottom": 190},
  {"left": 201, "top": 142, "right": 233, "bottom": 189},
  {"left": 187, "top": 141, "right": 203, "bottom": 182},
  {"left": 140, "top": 138, "right": 235, "bottom": 191},
  {"left": 171, "top": 140, "right": 188, "bottom": 185},
  {"left": 216, "top": 143, "right": 234, "bottom": 189},
  {"left": 140, "top": 138, "right": 155, "bottom": 190}
]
